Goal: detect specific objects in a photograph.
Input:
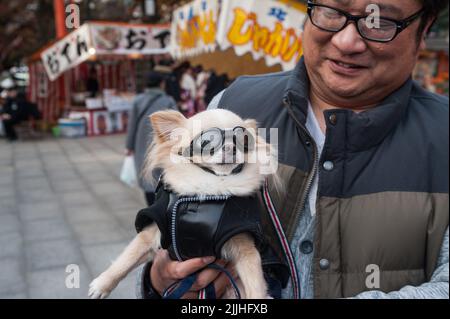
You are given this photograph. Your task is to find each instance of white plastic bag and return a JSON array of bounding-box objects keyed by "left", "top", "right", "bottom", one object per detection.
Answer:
[{"left": 120, "top": 156, "right": 138, "bottom": 187}]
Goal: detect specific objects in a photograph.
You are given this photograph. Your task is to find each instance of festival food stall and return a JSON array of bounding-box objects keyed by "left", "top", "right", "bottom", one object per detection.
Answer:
[
  {"left": 27, "top": 21, "right": 170, "bottom": 136},
  {"left": 170, "top": 0, "right": 307, "bottom": 78},
  {"left": 414, "top": 21, "right": 449, "bottom": 96}
]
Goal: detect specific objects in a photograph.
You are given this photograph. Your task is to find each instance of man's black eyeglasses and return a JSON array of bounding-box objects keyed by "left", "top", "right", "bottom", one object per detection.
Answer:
[
  {"left": 307, "top": 1, "right": 424, "bottom": 43},
  {"left": 181, "top": 127, "right": 255, "bottom": 158}
]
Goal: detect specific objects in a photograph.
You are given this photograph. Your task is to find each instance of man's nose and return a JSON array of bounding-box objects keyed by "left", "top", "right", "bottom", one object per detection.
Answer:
[{"left": 331, "top": 23, "right": 367, "bottom": 55}]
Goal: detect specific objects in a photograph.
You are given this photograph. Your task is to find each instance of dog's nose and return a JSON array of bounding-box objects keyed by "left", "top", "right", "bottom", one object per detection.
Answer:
[{"left": 222, "top": 144, "right": 236, "bottom": 156}]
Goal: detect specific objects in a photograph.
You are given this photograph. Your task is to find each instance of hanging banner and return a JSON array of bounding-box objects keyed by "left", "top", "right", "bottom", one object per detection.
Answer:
[
  {"left": 41, "top": 22, "right": 171, "bottom": 81},
  {"left": 170, "top": 0, "right": 219, "bottom": 59},
  {"left": 217, "top": 0, "right": 307, "bottom": 71},
  {"left": 41, "top": 24, "right": 92, "bottom": 82},
  {"left": 90, "top": 22, "right": 170, "bottom": 56}
]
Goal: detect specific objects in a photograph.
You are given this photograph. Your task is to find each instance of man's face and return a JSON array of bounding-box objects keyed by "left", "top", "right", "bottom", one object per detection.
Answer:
[{"left": 303, "top": 0, "right": 427, "bottom": 108}]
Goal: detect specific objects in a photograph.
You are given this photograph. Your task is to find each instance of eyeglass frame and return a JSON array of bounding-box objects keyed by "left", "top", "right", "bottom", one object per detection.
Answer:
[
  {"left": 181, "top": 126, "right": 255, "bottom": 158},
  {"left": 306, "top": 1, "right": 425, "bottom": 43}
]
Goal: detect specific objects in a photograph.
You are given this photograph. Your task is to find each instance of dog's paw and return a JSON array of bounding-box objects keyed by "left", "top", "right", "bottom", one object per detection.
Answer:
[{"left": 88, "top": 276, "right": 113, "bottom": 299}]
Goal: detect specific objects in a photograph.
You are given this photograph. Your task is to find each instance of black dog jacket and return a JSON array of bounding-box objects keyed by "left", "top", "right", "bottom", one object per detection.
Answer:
[
  {"left": 135, "top": 185, "right": 265, "bottom": 261},
  {"left": 135, "top": 183, "right": 291, "bottom": 293}
]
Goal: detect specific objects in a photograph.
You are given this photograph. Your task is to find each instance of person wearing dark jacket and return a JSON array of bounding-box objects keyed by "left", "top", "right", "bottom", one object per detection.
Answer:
[
  {"left": 0, "top": 88, "right": 40, "bottom": 141},
  {"left": 204, "top": 72, "right": 229, "bottom": 106},
  {"left": 86, "top": 68, "right": 100, "bottom": 98},
  {"left": 126, "top": 70, "right": 177, "bottom": 206},
  {"left": 138, "top": 0, "right": 448, "bottom": 299}
]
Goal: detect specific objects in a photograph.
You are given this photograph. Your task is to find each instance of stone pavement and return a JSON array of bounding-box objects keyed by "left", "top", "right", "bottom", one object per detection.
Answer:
[{"left": 0, "top": 134, "right": 148, "bottom": 299}]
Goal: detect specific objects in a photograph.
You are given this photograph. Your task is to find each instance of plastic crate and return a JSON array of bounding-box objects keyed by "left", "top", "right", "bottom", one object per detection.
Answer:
[{"left": 58, "top": 118, "right": 86, "bottom": 138}]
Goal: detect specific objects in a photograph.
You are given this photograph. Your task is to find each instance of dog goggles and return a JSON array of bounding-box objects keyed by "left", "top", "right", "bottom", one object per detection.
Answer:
[{"left": 181, "top": 126, "right": 255, "bottom": 158}]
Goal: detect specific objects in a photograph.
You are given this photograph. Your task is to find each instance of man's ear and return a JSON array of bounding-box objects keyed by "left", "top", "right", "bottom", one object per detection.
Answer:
[
  {"left": 419, "top": 19, "right": 435, "bottom": 51},
  {"left": 150, "top": 110, "right": 186, "bottom": 142}
]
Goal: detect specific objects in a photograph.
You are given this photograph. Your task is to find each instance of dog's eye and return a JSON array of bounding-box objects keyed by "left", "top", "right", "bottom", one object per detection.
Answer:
[
  {"left": 193, "top": 137, "right": 203, "bottom": 149},
  {"left": 203, "top": 131, "right": 222, "bottom": 148},
  {"left": 234, "top": 127, "right": 254, "bottom": 153},
  {"left": 201, "top": 140, "right": 211, "bottom": 148}
]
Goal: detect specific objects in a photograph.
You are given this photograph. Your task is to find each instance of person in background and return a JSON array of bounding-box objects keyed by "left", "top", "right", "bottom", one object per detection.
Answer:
[
  {"left": 125, "top": 70, "right": 177, "bottom": 206},
  {"left": 158, "top": 54, "right": 175, "bottom": 68},
  {"left": 179, "top": 63, "right": 197, "bottom": 118},
  {"left": 86, "top": 67, "right": 100, "bottom": 98},
  {"left": 193, "top": 65, "right": 210, "bottom": 113},
  {"left": 0, "top": 87, "right": 40, "bottom": 142},
  {"left": 204, "top": 72, "right": 229, "bottom": 106},
  {"left": 165, "top": 61, "right": 184, "bottom": 106}
]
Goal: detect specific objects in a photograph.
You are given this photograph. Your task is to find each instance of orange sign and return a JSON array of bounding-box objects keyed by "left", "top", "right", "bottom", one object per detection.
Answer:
[
  {"left": 217, "top": 0, "right": 307, "bottom": 71},
  {"left": 170, "top": 0, "right": 219, "bottom": 58}
]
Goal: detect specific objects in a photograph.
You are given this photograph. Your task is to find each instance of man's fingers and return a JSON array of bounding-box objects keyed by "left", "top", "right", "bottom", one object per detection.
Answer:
[
  {"left": 214, "top": 264, "right": 238, "bottom": 298},
  {"left": 167, "top": 256, "right": 216, "bottom": 280},
  {"left": 153, "top": 251, "right": 231, "bottom": 299},
  {"left": 181, "top": 292, "right": 200, "bottom": 299},
  {"left": 189, "top": 259, "right": 226, "bottom": 291},
  {"left": 189, "top": 259, "right": 228, "bottom": 291},
  {"left": 183, "top": 262, "right": 236, "bottom": 299},
  {"left": 151, "top": 250, "right": 174, "bottom": 295},
  {"left": 151, "top": 250, "right": 217, "bottom": 297}
]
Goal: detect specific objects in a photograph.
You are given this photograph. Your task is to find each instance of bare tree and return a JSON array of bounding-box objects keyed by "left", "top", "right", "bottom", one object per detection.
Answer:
[
  {"left": 0, "top": 0, "right": 56, "bottom": 73},
  {"left": 0, "top": 0, "right": 194, "bottom": 73}
]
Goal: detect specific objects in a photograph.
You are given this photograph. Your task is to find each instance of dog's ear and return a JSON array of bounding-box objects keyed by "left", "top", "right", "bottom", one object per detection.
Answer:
[{"left": 150, "top": 110, "right": 186, "bottom": 143}]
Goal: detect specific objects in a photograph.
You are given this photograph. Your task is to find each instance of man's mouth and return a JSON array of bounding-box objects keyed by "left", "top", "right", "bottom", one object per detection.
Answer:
[
  {"left": 197, "top": 163, "right": 245, "bottom": 176},
  {"left": 327, "top": 59, "right": 369, "bottom": 76},
  {"left": 333, "top": 61, "right": 362, "bottom": 69}
]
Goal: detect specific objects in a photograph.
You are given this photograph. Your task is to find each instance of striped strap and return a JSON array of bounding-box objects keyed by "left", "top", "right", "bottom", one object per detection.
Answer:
[
  {"left": 262, "top": 179, "right": 300, "bottom": 299},
  {"left": 198, "top": 288, "right": 206, "bottom": 299}
]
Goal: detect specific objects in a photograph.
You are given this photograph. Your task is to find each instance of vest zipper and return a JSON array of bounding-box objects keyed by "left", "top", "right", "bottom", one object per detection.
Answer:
[
  {"left": 171, "top": 195, "right": 230, "bottom": 261},
  {"left": 291, "top": 128, "right": 319, "bottom": 240},
  {"left": 284, "top": 97, "right": 319, "bottom": 241}
]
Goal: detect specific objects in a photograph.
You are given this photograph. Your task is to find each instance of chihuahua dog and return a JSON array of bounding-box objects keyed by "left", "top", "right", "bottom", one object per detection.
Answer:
[{"left": 89, "top": 109, "right": 278, "bottom": 299}]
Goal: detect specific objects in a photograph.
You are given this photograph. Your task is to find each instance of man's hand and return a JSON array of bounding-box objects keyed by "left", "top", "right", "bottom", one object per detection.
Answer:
[
  {"left": 1, "top": 114, "right": 11, "bottom": 120},
  {"left": 151, "top": 249, "right": 237, "bottom": 299}
]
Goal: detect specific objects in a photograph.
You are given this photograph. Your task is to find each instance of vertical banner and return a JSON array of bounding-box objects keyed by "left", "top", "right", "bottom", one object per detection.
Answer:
[
  {"left": 41, "top": 24, "right": 92, "bottom": 81},
  {"left": 217, "top": 0, "right": 307, "bottom": 71},
  {"left": 37, "top": 67, "right": 49, "bottom": 98},
  {"left": 170, "top": 0, "right": 219, "bottom": 59}
]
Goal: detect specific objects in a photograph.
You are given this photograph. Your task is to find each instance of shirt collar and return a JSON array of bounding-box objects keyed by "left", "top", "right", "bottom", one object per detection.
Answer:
[{"left": 283, "top": 58, "right": 413, "bottom": 151}]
